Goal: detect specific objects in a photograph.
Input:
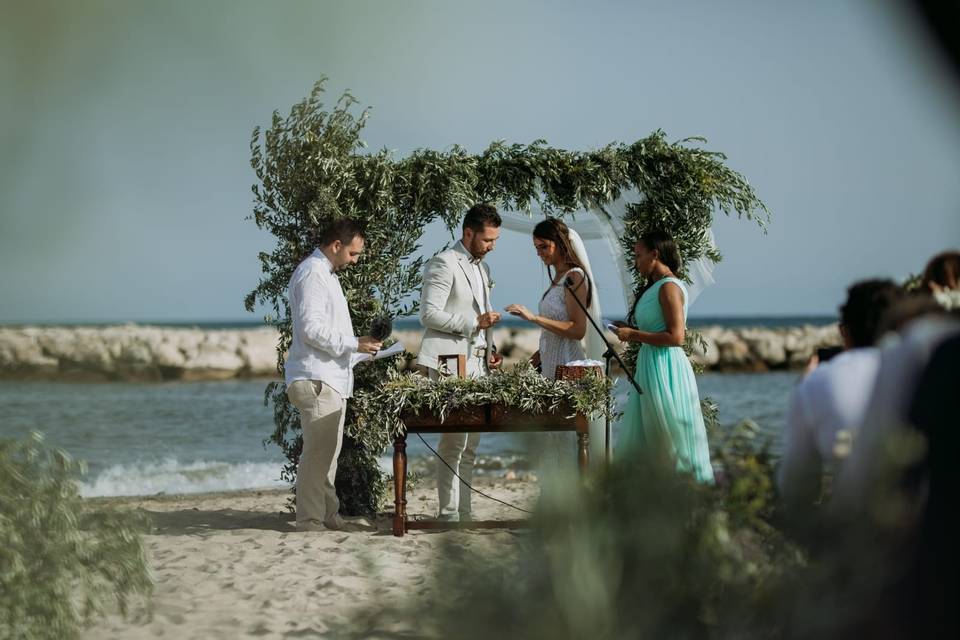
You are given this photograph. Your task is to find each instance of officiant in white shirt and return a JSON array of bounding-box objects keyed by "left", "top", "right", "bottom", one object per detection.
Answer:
[
  {"left": 285, "top": 218, "right": 382, "bottom": 532},
  {"left": 417, "top": 204, "right": 503, "bottom": 521}
]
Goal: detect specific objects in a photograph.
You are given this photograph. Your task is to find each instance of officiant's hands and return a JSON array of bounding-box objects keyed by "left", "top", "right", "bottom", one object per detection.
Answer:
[
  {"left": 504, "top": 304, "right": 536, "bottom": 322},
  {"left": 357, "top": 336, "right": 383, "bottom": 354},
  {"left": 477, "top": 311, "right": 501, "bottom": 330}
]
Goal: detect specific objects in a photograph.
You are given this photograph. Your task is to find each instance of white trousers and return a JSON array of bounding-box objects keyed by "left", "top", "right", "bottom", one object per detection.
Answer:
[
  {"left": 431, "top": 355, "right": 486, "bottom": 519},
  {"left": 287, "top": 379, "right": 346, "bottom": 526}
]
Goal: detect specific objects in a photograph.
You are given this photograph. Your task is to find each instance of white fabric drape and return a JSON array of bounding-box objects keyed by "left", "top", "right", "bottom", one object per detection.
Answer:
[{"left": 498, "top": 193, "right": 717, "bottom": 310}]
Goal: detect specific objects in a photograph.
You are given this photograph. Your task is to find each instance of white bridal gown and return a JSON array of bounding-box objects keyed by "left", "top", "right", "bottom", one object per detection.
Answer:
[{"left": 536, "top": 268, "right": 586, "bottom": 474}]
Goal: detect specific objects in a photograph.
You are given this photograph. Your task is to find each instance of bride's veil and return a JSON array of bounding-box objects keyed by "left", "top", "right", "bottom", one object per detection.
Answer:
[
  {"left": 564, "top": 227, "right": 608, "bottom": 465},
  {"left": 565, "top": 227, "right": 605, "bottom": 364}
]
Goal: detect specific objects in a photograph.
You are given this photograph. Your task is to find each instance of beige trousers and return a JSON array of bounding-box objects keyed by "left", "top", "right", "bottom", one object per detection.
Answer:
[
  {"left": 430, "top": 355, "right": 486, "bottom": 519},
  {"left": 287, "top": 379, "right": 346, "bottom": 526}
]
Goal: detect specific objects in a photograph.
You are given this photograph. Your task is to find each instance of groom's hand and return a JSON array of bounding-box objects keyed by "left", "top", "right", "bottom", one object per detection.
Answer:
[
  {"left": 488, "top": 352, "right": 503, "bottom": 370},
  {"left": 477, "top": 311, "right": 501, "bottom": 330}
]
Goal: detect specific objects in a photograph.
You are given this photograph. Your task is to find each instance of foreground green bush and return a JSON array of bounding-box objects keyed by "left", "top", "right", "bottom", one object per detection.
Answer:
[
  {"left": 0, "top": 433, "right": 152, "bottom": 640},
  {"left": 342, "top": 413, "right": 929, "bottom": 638},
  {"left": 338, "top": 421, "right": 802, "bottom": 639}
]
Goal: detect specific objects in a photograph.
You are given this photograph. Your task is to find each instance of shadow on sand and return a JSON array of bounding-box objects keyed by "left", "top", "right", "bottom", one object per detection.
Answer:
[{"left": 143, "top": 508, "right": 296, "bottom": 535}]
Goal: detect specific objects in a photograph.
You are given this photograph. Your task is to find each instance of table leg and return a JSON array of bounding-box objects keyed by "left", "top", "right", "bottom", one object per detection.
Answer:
[
  {"left": 393, "top": 433, "right": 408, "bottom": 537},
  {"left": 577, "top": 432, "right": 589, "bottom": 475}
]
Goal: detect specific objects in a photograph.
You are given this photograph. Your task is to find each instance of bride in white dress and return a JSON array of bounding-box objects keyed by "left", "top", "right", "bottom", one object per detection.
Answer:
[{"left": 505, "top": 217, "right": 604, "bottom": 473}]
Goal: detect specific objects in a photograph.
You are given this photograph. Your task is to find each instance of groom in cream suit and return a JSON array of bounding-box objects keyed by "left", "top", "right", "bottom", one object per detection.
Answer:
[{"left": 417, "top": 203, "right": 503, "bottom": 521}]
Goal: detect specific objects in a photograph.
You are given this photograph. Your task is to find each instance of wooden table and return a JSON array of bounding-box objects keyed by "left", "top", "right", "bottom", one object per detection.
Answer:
[{"left": 391, "top": 405, "right": 589, "bottom": 537}]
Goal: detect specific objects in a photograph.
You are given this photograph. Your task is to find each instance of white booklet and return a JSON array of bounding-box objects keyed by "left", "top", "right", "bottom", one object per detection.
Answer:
[{"left": 351, "top": 341, "right": 405, "bottom": 367}]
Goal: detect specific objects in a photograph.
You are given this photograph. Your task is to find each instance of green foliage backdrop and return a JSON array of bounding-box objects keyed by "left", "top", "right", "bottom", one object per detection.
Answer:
[{"left": 246, "top": 78, "right": 768, "bottom": 514}]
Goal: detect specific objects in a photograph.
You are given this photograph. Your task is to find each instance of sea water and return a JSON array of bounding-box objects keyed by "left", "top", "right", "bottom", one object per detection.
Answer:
[{"left": 0, "top": 371, "right": 798, "bottom": 497}]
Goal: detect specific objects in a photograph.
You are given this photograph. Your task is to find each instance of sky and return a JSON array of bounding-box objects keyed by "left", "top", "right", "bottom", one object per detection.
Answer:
[{"left": 2, "top": 0, "right": 958, "bottom": 323}]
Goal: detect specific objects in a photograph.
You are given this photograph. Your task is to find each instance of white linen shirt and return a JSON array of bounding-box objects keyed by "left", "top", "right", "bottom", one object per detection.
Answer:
[
  {"left": 461, "top": 241, "right": 489, "bottom": 350},
  {"left": 831, "top": 319, "right": 960, "bottom": 513},
  {"left": 777, "top": 348, "right": 881, "bottom": 506},
  {"left": 284, "top": 249, "right": 359, "bottom": 397}
]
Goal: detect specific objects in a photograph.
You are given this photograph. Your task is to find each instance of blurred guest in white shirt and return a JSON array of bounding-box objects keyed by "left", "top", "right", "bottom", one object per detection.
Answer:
[
  {"left": 285, "top": 218, "right": 382, "bottom": 532},
  {"left": 831, "top": 295, "right": 959, "bottom": 514},
  {"left": 778, "top": 279, "right": 903, "bottom": 512}
]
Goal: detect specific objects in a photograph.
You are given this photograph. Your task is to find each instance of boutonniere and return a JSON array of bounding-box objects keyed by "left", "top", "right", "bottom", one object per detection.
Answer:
[{"left": 487, "top": 279, "right": 496, "bottom": 290}]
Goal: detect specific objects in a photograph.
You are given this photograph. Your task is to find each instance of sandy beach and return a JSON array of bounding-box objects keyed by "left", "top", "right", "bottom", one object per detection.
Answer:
[{"left": 85, "top": 479, "right": 536, "bottom": 639}]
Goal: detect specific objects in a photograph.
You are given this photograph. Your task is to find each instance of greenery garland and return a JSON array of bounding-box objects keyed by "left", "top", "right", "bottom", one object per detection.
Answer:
[
  {"left": 247, "top": 77, "right": 769, "bottom": 514},
  {"left": 351, "top": 363, "right": 616, "bottom": 446}
]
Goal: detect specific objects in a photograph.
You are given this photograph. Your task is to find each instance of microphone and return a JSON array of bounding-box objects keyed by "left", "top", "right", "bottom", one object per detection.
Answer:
[
  {"left": 370, "top": 315, "right": 393, "bottom": 341},
  {"left": 560, "top": 268, "right": 643, "bottom": 464},
  {"left": 562, "top": 273, "right": 643, "bottom": 396}
]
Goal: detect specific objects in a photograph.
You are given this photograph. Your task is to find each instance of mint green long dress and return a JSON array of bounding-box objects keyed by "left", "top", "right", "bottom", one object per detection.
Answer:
[{"left": 618, "top": 278, "right": 715, "bottom": 483}]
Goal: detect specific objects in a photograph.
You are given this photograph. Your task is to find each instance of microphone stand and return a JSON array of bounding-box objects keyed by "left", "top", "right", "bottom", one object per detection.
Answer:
[{"left": 564, "top": 278, "right": 643, "bottom": 463}]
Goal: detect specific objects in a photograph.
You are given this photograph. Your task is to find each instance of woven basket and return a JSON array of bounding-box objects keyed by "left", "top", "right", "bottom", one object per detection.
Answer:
[{"left": 555, "top": 364, "right": 603, "bottom": 381}]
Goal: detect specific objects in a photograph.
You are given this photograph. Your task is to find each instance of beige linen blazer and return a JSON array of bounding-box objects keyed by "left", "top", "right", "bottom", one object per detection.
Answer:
[{"left": 416, "top": 242, "right": 493, "bottom": 371}]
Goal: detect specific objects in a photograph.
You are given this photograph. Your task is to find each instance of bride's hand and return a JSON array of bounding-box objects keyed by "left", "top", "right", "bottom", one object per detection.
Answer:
[{"left": 504, "top": 304, "right": 536, "bottom": 322}]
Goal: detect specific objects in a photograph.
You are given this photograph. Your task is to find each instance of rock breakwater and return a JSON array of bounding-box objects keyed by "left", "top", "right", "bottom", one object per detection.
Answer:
[
  {"left": 0, "top": 325, "right": 279, "bottom": 382},
  {"left": 0, "top": 323, "right": 840, "bottom": 381}
]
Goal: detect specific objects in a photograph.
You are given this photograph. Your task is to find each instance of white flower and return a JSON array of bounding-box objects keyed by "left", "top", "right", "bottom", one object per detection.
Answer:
[{"left": 934, "top": 289, "right": 960, "bottom": 310}]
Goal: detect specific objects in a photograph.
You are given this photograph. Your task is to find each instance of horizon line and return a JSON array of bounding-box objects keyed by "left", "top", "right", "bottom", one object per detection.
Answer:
[{"left": 0, "top": 313, "right": 839, "bottom": 327}]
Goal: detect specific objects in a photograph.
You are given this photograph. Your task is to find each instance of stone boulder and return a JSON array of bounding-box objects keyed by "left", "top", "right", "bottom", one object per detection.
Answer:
[
  {"left": 239, "top": 329, "right": 280, "bottom": 375},
  {"left": 0, "top": 329, "right": 59, "bottom": 377},
  {"left": 503, "top": 329, "right": 540, "bottom": 361},
  {"left": 688, "top": 334, "right": 720, "bottom": 368},
  {"left": 740, "top": 328, "right": 787, "bottom": 368},
  {"left": 713, "top": 330, "right": 755, "bottom": 370},
  {"left": 182, "top": 341, "right": 247, "bottom": 381}
]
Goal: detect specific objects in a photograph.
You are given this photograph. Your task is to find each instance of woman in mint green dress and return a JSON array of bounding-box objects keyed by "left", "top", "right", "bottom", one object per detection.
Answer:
[{"left": 614, "top": 231, "right": 715, "bottom": 483}]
